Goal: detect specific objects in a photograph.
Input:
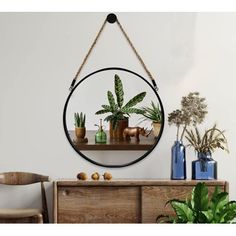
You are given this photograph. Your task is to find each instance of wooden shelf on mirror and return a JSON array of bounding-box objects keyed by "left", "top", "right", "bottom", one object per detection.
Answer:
[{"left": 68, "top": 130, "right": 156, "bottom": 151}]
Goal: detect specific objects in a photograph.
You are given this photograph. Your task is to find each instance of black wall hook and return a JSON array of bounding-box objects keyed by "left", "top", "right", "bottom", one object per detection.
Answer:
[{"left": 106, "top": 13, "right": 117, "bottom": 24}]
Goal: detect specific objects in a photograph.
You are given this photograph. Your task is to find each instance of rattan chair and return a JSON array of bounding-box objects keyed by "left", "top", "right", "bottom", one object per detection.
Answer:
[{"left": 0, "top": 172, "right": 49, "bottom": 223}]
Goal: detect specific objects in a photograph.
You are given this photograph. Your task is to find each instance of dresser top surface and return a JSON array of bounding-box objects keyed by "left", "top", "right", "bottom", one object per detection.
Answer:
[{"left": 54, "top": 179, "right": 227, "bottom": 187}]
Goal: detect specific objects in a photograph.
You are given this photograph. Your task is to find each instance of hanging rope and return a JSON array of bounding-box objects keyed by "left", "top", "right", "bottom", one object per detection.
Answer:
[{"left": 70, "top": 14, "right": 158, "bottom": 91}]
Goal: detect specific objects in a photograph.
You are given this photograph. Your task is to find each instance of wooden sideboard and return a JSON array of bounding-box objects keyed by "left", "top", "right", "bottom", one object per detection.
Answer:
[{"left": 53, "top": 179, "right": 228, "bottom": 223}]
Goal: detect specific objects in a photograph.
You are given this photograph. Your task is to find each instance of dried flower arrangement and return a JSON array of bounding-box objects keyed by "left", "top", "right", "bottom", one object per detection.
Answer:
[
  {"left": 185, "top": 124, "right": 229, "bottom": 154},
  {"left": 168, "top": 92, "right": 208, "bottom": 141}
]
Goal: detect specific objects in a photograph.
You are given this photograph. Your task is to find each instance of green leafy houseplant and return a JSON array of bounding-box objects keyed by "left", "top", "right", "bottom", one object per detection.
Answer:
[
  {"left": 74, "top": 112, "right": 86, "bottom": 128},
  {"left": 95, "top": 74, "right": 146, "bottom": 129},
  {"left": 157, "top": 182, "right": 236, "bottom": 223}
]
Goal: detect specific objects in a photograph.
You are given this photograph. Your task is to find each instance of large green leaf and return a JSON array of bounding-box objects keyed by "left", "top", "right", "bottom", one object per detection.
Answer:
[
  {"left": 101, "top": 104, "right": 112, "bottom": 111},
  {"left": 170, "top": 200, "right": 194, "bottom": 223},
  {"left": 200, "top": 210, "right": 213, "bottom": 223},
  {"left": 123, "top": 92, "right": 146, "bottom": 109},
  {"left": 104, "top": 114, "right": 115, "bottom": 122},
  {"left": 211, "top": 186, "right": 221, "bottom": 202},
  {"left": 213, "top": 192, "right": 229, "bottom": 212},
  {"left": 211, "top": 192, "right": 229, "bottom": 222},
  {"left": 219, "top": 201, "right": 236, "bottom": 223},
  {"left": 191, "top": 182, "right": 209, "bottom": 212},
  {"left": 95, "top": 109, "right": 111, "bottom": 115},
  {"left": 107, "top": 91, "right": 116, "bottom": 112},
  {"left": 114, "top": 74, "right": 124, "bottom": 108}
]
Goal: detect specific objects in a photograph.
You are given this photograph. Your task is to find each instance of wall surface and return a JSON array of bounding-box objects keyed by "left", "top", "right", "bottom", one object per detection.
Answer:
[{"left": 0, "top": 13, "right": 236, "bottom": 222}]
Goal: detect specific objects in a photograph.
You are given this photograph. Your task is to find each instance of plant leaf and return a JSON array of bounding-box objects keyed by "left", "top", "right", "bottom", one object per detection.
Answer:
[
  {"left": 95, "top": 109, "right": 110, "bottom": 115},
  {"left": 101, "top": 105, "right": 112, "bottom": 111},
  {"left": 200, "top": 210, "right": 213, "bottom": 223},
  {"left": 211, "top": 192, "right": 229, "bottom": 221},
  {"left": 114, "top": 74, "right": 124, "bottom": 108},
  {"left": 121, "top": 107, "right": 144, "bottom": 114},
  {"left": 220, "top": 201, "right": 236, "bottom": 223},
  {"left": 191, "top": 182, "right": 209, "bottom": 212},
  {"left": 169, "top": 200, "right": 194, "bottom": 223},
  {"left": 123, "top": 92, "right": 146, "bottom": 109},
  {"left": 107, "top": 91, "right": 116, "bottom": 112}
]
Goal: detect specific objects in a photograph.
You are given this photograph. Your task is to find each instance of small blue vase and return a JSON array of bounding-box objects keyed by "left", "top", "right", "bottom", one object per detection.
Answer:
[
  {"left": 171, "top": 141, "right": 186, "bottom": 180},
  {"left": 192, "top": 152, "right": 217, "bottom": 180}
]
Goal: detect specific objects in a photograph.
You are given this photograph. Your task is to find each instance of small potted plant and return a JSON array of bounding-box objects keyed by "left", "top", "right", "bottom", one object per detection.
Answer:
[
  {"left": 95, "top": 74, "right": 146, "bottom": 140},
  {"left": 185, "top": 124, "right": 229, "bottom": 180},
  {"left": 74, "top": 112, "right": 86, "bottom": 140},
  {"left": 140, "top": 101, "right": 162, "bottom": 138}
]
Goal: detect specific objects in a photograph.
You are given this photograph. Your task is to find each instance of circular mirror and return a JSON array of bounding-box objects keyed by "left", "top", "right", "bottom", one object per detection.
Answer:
[{"left": 63, "top": 67, "right": 165, "bottom": 167}]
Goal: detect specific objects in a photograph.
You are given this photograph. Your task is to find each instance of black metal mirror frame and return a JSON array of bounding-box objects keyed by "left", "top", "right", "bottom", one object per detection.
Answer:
[{"left": 63, "top": 67, "right": 165, "bottom": 168}]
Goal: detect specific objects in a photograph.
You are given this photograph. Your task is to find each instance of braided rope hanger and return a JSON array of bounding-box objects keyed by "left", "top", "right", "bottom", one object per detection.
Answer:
[{"left": 69, "top": 13, "right": 158, "bottom": 91}]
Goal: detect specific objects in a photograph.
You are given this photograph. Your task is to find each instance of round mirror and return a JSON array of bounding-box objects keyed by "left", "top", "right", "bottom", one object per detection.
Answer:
[{"left": 63, "top": 67, "right": 165, "bottom": 167}]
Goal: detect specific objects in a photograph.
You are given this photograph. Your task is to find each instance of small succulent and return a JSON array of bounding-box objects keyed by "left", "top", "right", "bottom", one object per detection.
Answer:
[
  {"left": 95, "top": 74, "right": 146, "bottom": 129},
  {"left": 140, "top": 101, "right": 162, "bottom": 123},
  {"left": 74, "top": 112, "right": 86, "bottom": 128}
]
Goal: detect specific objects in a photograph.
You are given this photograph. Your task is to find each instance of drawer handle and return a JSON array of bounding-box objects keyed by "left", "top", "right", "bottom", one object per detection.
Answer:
[{"left": 62, "top": 189, "right": 70, "bottom": 196}]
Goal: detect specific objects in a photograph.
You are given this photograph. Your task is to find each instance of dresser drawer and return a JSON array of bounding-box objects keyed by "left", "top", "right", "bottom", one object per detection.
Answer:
[
  {"left": 141, "top": 185, "right": 225, "bottom": 223},
  {"left": 57, "top": 186, "right": 141, "bottom": 223}
]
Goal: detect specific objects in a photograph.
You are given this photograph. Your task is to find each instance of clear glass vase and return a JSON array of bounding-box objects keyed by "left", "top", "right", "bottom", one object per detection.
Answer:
[
  {"left": 192, "top": 152, "right": 217, "bottom": 180},
  {"left": 171, "top": 141, "right": 186, "bottom": 180}
]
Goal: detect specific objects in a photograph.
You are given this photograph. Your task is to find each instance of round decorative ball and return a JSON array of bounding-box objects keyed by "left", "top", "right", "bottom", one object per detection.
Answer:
[
  {"left": 77, "top": 172, "right": 88, "bottom": 180},
  {"left": 103, "top": 172, "right": 112, "bottom": 180},
  {"left": 91, "top": 172, "right": 100, "bottom": 180}
]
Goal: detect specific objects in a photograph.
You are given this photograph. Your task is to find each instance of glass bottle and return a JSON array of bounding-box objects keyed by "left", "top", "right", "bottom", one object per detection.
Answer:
[
  {"left": 171, "top": 140, "right": 186, "bottom": 180},
  {"left": 192, "top": 151, "right": 217, "bottom": 180},
  {"left": 95, "top": 119, "right": 107, "bottom": 143}
]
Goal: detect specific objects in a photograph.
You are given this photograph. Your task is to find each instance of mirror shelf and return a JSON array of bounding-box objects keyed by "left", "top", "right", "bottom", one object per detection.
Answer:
[{"left": 69, "top": 130, "right": 156, "bottom": 151}]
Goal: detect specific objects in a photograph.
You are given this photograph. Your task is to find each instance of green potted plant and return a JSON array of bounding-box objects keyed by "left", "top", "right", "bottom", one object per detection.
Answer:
[
  {"left": 74, "top": 112, "right": 86, "bottom": 140},
  {"left": 95, "top": 74, "right": 146, "bottom": 140},
  {"left": 157, "top": 182, "right": 236, "bottom": 223},
  {"left": 140, "top": 101, "right": 162, "bottom": 138},
  {"left": 185, "top": 124, "right": 229, "bottom": 180}
]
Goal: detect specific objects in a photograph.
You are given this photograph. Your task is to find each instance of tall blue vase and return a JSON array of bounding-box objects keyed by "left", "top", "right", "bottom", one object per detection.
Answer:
[
  {"left": 171, "top": 141, "right": 186, "bottom": 180},
  {"left": 192, "top": 152, "right": 217, "bottom": 180}
]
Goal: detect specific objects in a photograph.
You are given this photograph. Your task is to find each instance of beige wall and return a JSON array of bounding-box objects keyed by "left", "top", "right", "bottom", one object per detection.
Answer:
[{"left": 0, "top": 13, "right": 235, "bottom": 222}]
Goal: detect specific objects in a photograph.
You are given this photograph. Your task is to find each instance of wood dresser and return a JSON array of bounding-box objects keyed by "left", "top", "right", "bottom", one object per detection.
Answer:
[{"left": 53, "top": 179, "right": 228, "bottom": 223}]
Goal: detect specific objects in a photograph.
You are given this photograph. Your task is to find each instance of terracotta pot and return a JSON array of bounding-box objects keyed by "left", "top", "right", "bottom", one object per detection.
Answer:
[
  {"left": 75, "top": 127, "right": 86, "bottom": 139},
  {"left": 152, "top": 122, "right": 161, "bottom": 137},
  {"left": 109, "top": 118, "right": 128, "bottom": 140}
]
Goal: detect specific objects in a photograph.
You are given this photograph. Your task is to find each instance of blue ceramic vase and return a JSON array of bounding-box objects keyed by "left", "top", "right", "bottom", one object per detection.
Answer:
[
  {"left": 192, "top": 152, "right": 217, "bottom": 180},
  {"left": 171, "top": 141, "right": 186, "bottom": 180}
]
